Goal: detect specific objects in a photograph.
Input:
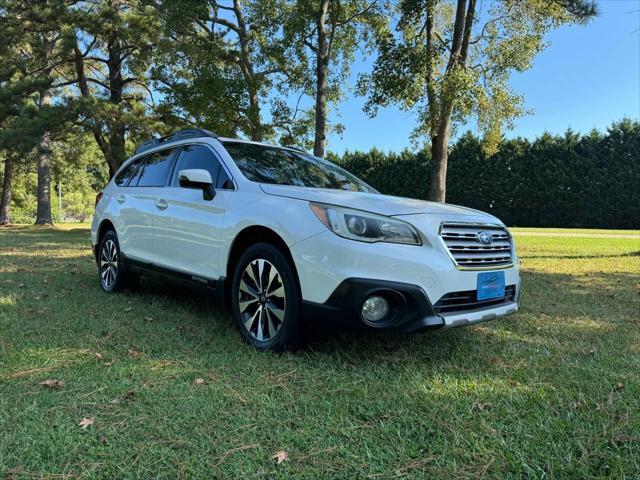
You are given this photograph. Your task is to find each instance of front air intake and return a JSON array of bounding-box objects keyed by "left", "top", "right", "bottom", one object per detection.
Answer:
[{"left": 434, "top": 285, "right": 517, "bottom": 313}]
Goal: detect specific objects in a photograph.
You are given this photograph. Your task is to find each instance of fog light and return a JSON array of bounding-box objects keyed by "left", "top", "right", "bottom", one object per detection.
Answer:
[{"left": 361, "top": 295, "right": 389, "bottom": 323}]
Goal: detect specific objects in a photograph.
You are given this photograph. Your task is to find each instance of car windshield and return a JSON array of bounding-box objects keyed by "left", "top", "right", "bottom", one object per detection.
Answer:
[{"left": 222, "top": 141, "right": 377, "bottom": 193}]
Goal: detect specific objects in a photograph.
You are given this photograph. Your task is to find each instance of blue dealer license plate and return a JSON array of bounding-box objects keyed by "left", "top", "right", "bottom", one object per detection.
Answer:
[{"left": 477, "top": 271, "right": 506, "bottom": 301}]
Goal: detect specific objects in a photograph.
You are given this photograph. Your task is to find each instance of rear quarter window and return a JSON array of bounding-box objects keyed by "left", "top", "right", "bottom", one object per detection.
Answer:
[{"left": 114, "top": 157, "right": 145, "bottom": 187}]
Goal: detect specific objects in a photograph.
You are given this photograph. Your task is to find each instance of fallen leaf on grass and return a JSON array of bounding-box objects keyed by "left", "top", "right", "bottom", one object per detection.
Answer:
[
  {"left": 194, "top": 378, "right": 205, "bottom": 386},
  {"left": 472, "top": 401, "right": 492, "bottom": 411},
  {"left": 271, "top": 450, "right": 288, "bottom": 465},
  {"left": 128, "top": 348, "right": 140, "bottom": 359},
  {"left": 569, "top": 400, "right": 585, "bottom": 410},
  {"left": 79, "top": 417, "right": 94, "bottom": 429},
  {"left": 39, "top": 379, "right": 64, "bottom": 389}
]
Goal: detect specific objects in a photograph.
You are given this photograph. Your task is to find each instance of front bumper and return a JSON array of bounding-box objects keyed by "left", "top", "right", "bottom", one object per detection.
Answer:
[
  {"left": 303, "top": 277, "right": 520, "bottom": 332},
  {"left": 290, "top": 216, "right": 521, "bottom": 332}
]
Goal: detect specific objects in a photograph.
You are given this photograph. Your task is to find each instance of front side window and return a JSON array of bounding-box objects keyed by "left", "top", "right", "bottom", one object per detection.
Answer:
[
  {"left": 221, "top": 141, "right": 376, "bottom": 193},
  {"left": 171, "top": 144, "right": 233, "bottom": 190},
  {"left": 114, "top": 157, "right": 146, "bottom": 187},
  {"left": 135, "top": 148, "right": 177, "bottom": 187}
]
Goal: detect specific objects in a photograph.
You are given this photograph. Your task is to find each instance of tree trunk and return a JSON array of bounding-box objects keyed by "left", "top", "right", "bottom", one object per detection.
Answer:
[
  {"left": 313, "top": 0, "right": 330, "bottom": 158},
  {"left": 428, "top": 118, "right": 451, "bottom": 203},
  {"left": 0, "top": 155, "right": 14, "bottom": 225},
  {"left": 35, "top": 89, "right": 53, "bottom": 225},
  {"left": 233, "top": 0, "right": 262, "bottom": 141},
  {"left": 74, "top": 42, "right": 114, "bottom": 176},
  {"left": 107, "top": 123, "right": 126, "bottom": 178},
  {"left": 107, "top": 37, "right": 128, "bottom": 175},
  {"left": 247, "top": 87, "right": 262, "bottom": 142},
  {"left": 426, "top": 0, "right": 475, "bottom": 203}
]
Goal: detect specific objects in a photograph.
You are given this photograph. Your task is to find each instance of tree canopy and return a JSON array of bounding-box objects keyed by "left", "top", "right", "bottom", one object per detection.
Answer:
[
  {"left": 358, "top": 0, "right": 598, "bottom": 201},
  {"left": 4, "top": 0, "right": 632, "bottom": 229}
]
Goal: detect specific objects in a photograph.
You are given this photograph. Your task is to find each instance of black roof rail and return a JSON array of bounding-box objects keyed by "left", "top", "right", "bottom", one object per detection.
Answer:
[{"left": 134, "top": 128, "right": 219, "bottom": 155}]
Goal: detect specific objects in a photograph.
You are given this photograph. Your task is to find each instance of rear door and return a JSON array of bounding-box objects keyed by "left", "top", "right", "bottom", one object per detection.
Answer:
[
  {"left": 110, "top": 155, "right": 148, "bottom": 259},
  {"left": 121, "top": 148, "right": 178, "bottom": 262},
  {"left": 151, "top": 143, "right": 234, "bottom": 281}
]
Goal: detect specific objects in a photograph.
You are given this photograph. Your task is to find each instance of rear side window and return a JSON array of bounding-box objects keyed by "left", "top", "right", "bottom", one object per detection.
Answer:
[
  {"left": 171, "top": 145, "right": 233, "bottom": 189},
  {"left": 114, "top": 157, "right": 145, "bottom": 187},
  {"left": 135, "top": 148, "right": 177, "bottom": 187}
]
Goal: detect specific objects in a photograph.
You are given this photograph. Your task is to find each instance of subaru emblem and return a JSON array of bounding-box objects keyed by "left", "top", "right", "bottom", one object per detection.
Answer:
[{"left": 477, "top": 231, "right": 493, "bottom": 245}]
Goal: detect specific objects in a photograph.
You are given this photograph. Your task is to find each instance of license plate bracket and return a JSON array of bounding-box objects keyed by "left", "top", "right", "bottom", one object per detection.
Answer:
[{"left": 477, "top": 271, "right": 506, "bottom": 301}]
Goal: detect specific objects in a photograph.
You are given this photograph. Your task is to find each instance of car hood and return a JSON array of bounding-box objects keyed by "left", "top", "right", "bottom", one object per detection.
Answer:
[{"left": 259, "top": 184, "right": 496, "bottom": 219}]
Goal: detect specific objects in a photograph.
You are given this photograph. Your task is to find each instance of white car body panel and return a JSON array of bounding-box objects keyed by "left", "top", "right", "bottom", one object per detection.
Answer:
[
  {"left": 259, "top": 183, "right": 493, "bottom": 218},
  {"left": 92, "top": 135, "right": 521, "bottom": 332},
  {"left": 151, "top": 187, "right": 231, "bottom": 279}
]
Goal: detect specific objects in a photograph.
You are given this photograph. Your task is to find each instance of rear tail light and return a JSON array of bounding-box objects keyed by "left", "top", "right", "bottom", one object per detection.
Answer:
[{"left": 95, "top": 192, "right": 103, "bottom": 208}]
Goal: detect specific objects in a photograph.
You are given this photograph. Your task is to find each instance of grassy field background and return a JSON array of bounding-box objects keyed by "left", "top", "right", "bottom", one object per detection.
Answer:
[{"left": 0, "top": 225, "right": 638, "bottom": 479}]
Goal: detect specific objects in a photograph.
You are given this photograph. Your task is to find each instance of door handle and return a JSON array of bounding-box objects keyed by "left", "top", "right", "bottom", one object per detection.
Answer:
[
  {"left": 116, "top": 195, "right": 125, "bottom": 204},
  {"left": 155, "top": 199, "right": 168, "bottom": 210}
]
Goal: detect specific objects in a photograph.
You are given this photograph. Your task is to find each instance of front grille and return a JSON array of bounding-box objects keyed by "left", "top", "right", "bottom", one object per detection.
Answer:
[
  {"left": 434, "top": 285, "right": 516, "bottom": 314},
  {"left": 439, "top": 223, "right": 513, "bottom": 268}
]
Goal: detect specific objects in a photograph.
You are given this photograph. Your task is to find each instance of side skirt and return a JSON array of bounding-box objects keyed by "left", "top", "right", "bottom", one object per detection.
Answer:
[{"left": 122, "top": 255, "right": 227, "bottom": 308}]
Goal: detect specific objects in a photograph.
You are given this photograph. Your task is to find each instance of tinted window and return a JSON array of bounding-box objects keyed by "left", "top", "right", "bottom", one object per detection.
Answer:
[
  {"left": 114, "top": 157, "right": 145, "bottom": 187},
  {"left": 172, "top": 145, "right": 232, "bottom": 189},
  {"left": 136, "top": 148, "right": 177, "bottom": 187},
  {"left": 216, "top": 166, "right": 233, "bottom": 190},
  {"left": 222, "top": 142, "right": 375, "bottom": 192}
]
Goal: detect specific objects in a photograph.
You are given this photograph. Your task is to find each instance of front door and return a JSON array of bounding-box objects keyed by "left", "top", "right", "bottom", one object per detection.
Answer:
[{"left": 151, "top": 144, "right": 234, "bottom": 281}]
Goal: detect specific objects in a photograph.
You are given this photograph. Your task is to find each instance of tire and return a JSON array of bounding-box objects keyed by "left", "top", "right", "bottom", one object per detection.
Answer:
[
  {"left": 97, "top": 230, "right": 132, "bottom": 292},
  {"left": 231, "top": 242, "right": 303, "bottom": 351}
]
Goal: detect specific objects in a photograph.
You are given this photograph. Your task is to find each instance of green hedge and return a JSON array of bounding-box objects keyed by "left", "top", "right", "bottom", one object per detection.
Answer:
[{"left": 332, "top": 119, "right": 640, "bottom": 229}]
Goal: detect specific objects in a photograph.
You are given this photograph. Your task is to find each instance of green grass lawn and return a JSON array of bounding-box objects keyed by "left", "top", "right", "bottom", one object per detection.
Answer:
[{"left": 1, "top": 226, "right": 638, "bottom": 479}]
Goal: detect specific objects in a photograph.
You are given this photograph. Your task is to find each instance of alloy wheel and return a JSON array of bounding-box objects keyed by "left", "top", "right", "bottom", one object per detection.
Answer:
[
  {"left": 100, "top": 239, "right": 118, "bottom": 289},
  {"left": 238, "top": 259, "right": 286, "bottom": 341}
]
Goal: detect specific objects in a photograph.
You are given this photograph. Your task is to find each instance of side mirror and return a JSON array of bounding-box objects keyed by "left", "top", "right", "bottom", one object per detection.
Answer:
[{"left": 178, "top": 169, "right": 215, "bottom": 201}]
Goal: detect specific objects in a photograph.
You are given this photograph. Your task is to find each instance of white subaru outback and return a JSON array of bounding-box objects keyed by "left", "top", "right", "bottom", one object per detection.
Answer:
[{"left": 92, "top": 129, "right": 521, "bottom": 350}]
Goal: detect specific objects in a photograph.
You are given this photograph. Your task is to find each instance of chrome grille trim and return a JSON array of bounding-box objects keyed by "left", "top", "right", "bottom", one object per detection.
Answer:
[{"left": 439, "top": 222, "right": 514, "bottom": 270}]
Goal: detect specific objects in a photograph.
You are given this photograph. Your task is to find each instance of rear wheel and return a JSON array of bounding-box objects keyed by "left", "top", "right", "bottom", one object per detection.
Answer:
[
  {"left": 98, "top": 230, "right": 134, "bottom": 292},
  {"left": 231, "top": 243, "right": 303, "bottom": 351}
]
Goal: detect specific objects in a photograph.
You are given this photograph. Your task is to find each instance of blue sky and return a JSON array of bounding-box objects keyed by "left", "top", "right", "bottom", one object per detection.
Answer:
[{"left": 325, "top": 0, "right": 640, "bottom": 154}]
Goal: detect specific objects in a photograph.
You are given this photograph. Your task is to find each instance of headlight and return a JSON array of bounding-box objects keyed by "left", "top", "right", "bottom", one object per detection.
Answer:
[{"left": 310, "top": 202, "right": 422, "bottom": 245}]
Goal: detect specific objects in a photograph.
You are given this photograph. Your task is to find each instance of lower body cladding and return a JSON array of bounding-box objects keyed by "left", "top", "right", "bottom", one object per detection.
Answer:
[{"left": 302, "top": 277, "right": 520, "bottom": 332}]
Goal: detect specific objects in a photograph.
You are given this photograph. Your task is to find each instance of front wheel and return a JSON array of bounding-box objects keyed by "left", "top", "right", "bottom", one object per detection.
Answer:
[{"left": 231, "top": 243, "right": 303, "bottom": 351}]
